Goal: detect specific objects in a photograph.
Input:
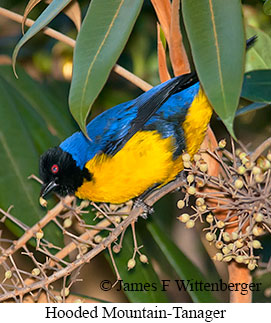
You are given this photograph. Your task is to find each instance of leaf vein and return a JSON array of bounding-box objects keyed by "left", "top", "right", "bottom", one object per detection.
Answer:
[{"left": 80, "top": 0, "right": 125, "bottom": 125}]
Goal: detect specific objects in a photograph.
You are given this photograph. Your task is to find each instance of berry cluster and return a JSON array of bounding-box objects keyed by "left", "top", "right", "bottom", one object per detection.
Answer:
[{"left": 177, "top": 140, "right": 271, "bottom": 271}]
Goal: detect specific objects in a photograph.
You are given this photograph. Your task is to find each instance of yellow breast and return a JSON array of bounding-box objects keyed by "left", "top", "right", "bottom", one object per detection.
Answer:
[
  {"left": 76, "top": 131, "right": 179, "bottom": 203},
  {"left": 75, "top": 87, "right": 212, "bottom": 204},
  {"left": 182, "top": 87, "right": 213, "bottom": 157}
]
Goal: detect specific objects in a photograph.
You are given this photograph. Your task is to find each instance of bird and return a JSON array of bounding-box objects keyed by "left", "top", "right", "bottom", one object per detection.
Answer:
[{"left": 39, "top": 37, "right": 256, "bottom": 205}]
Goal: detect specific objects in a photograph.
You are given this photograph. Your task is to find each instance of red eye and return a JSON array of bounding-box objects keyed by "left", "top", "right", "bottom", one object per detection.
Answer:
[{"left": 51, "top": 164, "right": 59, "bottom": 174}]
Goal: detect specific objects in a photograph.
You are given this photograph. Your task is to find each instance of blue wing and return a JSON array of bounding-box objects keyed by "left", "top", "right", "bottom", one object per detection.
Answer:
[{"left": 60, "top": 75, "right": 200, "bottom": 169}]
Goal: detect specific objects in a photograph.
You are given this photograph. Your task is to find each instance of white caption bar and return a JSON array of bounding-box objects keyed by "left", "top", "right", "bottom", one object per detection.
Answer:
[{"left": 1, "top": 303, "right": 268, "bottom": 322}]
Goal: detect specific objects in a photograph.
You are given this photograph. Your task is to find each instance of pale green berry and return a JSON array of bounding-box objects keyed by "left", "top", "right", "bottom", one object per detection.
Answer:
[
  {"left": 182, "top": 153, "right": 190, "bottom": 162},
  {"left": 222, "top": 246, "right": 230, "bottom": 255},
  {"left": 218, "top": 139, "right": 226, "bottom": 149},
  {"left": 253, "top": 212, "right": 264, "bottom": 222},
  {"left": 185, "top": 220, "right": 195, "bottom": 229},
  {"left": 94, "top": 235, "right": 103, "bottom": 243},
  {"left": 74, "top": 299, "right": 82, "bottom": 303},
  {"left": 187, "top": 174, "right": 194, "bottom": 184},
  {"left": 193, "top": 153, "right": 201, "bottom": 162},
  {"left": 80, "top": 200, "right": 90, "bottom": 209},
  {"left": 253, "top": 226, "right": 264, "bottom": 236},
  {"left": 235, "top": 256, "right": 244, "bottom": 263},
  {"left": 252, "top": 240, "right": 262, "bottom": 249},
  {"left": 196, "top": 198, "right": 205, "bottom": 206},
  {"left": 55, "top": 296, "right": 62, "bottom": 302},
  {"left": 228, "top": 243, "right": 233, "bottom": 250},
  {"left": 198, "top": 205, "right": 207, "bottom": 212},
  {"left": 252, "top": 166, "right": 261, "bottom": 175},
  {"left": 217, "top": 220, "right": 225, "bottom": 229},
  {"left": 113, "top": 245, "right": 121, "bottom": 253},
  {"left": 114, "top": 216, "right": 121, "bottom": 224},
  {"left": 214, "top": 253, "right": 223, "bottom": 261},
  {"left": 36, "top": 230, "right": 44, "bottom": 240},
  {"left": 199, "top": 163, "right": 208, "bottom": 173},
  {"left": 255, "top": 173, "right": 265, "bottom": 183},
  {"left": 222, "top": 232, "right": 231, "bottom": 242},
  {"left": 206, "top": 214, "right": 214, "bottom": 224},
  {"left": 234, "top": 178, "right": 244, "bottom": 189},
  {"left": 239, "top": 152, "right": 247, "bottom": 160},
  {"left": 223, "top": 255, "right": 233, "bottom": 262},
  {"left": 61, "top": 288, "right": 70, "bottom": 297},
  {"left": 237, "top": 166, "right": 246, "bottom": 175},
  {"left": 127, "top": 258, "right": 136, "bottom": 270},
  {"left": 187, "top": 186, "right": 196, "bottom": 195},
  {"left": 39, "top": 197, "right": 47, "bottom": 208},
  {"left": 178, "top": 213, "right": 190, "bottom": 223},
  {"left": 205, "top": 232, "right": 215, "bottom": 242},
  {"left": 31, "top": 268, "right": 40, "bottom": 276},
  {"left": 235, "top": 149, "right": 241, "bottom": 157},
  {"left": 215, "top": 241, "right": 224, "bottom": 249},
  {"left": 177, "top": 200, "right": 185, "bottom": 209},
  {"left": 248, "top": 262, "right": 256, "bottom": 271},
  {"left": 63, "top": 218, "right": 72, "bottom": 228},
  {"left": 197, "top": 179, "right": 205, "bottom": 188},
  {"left": 241, "top": 157, "right": 249, "bottom": 165},
  {"left": 234, "top": 239, "right": 244, "bottom": 248},
  {"left": 5, "top": 270, "right": 12, "bottom": 279},
  {"left": 183, "top": 161, "right": 191, "bottom": 168},
  {"left": 139, "top": 254, "right": 148, "bottom": 264}
]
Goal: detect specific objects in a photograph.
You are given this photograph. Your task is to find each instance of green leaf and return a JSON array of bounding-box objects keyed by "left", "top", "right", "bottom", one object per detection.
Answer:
[
  {"left": 147, "top": 222, "right": 217, "bottom": 302},
  {"left": 69, "top": 0, "right": 143, "bottom": 135},
  {"left": 245, "top": 25, "right": 271, "bottom": 72},
  {"left": 236, "top": 102, "right": 269, "bottom": 117},
  {"left": 263, "top": 0, "right": 271, "bottom": 15},
  {"left": 0, "top": 65, "right": 76, "bottom": 141},
  {"left": 0, "top": 66, "right": 75, "bottom": 247},
  {"left": 106, "top": 226, "right": 169, "bottom": 302},
  {"left": 241, "top": 70, "right": 271, "bottom": 103},
  {"left": 182, "top": 0, "right": 245, "bottom": 138},
  {"left": 12, "top": 0, "right": 72, "bottom": 75}
]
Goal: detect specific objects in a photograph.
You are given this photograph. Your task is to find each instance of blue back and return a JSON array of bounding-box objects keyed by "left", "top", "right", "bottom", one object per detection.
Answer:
[{"left": 60, "top": 80, "right": 200, "bottom": 169}]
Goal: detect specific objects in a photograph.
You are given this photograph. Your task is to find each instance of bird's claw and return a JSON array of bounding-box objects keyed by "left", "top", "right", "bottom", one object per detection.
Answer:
[{"left": 134, "top": 199, "right": 154, "bottom": 219}]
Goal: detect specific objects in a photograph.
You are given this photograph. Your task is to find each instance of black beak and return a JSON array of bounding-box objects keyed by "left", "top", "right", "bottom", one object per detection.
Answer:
[{"left": 40, "top": 180, "right": 59, "bottom": 198}]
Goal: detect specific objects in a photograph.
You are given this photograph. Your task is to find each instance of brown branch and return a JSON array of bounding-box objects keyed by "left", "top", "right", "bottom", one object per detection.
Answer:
[
  {"left": 157, "top": 23, "right": 171, "bottom": 82},
  {"left": 250, "top": 137, "right": 271, "bottom": 162},
  {"left": 0, "top": 177, "right": 186, "bottom": 302},
  {"left": 0, "top": 7, "right": 152, "bottom": 92},
  {"left": 201, "top": 128, "right": 253, "bottom": 303},
  {"left": 150, "top": 0, "right": 171, "bottom": 44},
  {"left": 168, "top": 0, "right": 190, "bottom": 75},
  {"left": 228, "top": 262, "right": 252, "bottom": 303}
]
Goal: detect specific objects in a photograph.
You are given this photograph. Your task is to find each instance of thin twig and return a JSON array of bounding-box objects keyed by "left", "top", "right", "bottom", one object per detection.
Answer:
[{"left": 0, "top": 177, "right": 186, "bottom": 302}]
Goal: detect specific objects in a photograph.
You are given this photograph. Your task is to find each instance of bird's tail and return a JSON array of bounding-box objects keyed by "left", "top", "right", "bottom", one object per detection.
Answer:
[{"left": 246, "top": 35, "right": 257, "bottom": 50}]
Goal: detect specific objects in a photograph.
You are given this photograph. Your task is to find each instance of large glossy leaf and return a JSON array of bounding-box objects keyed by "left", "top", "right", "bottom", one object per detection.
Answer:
[
  {"left": 0, "top": 65, "right": 76, "bottom": 141},
  {"left": 105, "top": 226, "right": 169, "bottom": 302},
  {"left": 69, "top": 0, "right": 143, "bottom": 135},
  {"left": 147, "top": 222, "right": 217, "bottom": 302},
  {"left": 182, "top": 0, "right": 245, "bottom": 138},
  {"left": 236, "top": 102, "right": 269, "bottom": 118},
  {"left": 263, "top": 0, "right": 271, "bottom": 15},
  {"left": 245, "top": 25, "right": 271, "bottom": 72},
  {"left": 0, "top": 66, "right": 75, "bottom": 247},
  {"left": 241, "top": 70, "right": 271, "bottom": 103},
  {"left": 12, "top": 0, "right": 72, "bottom": 74}
]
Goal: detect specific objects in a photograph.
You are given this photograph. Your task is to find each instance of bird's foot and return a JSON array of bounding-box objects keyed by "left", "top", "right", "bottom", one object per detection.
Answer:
[{"left": 134, "top": 199, "right": 154, "bottom": 219}]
